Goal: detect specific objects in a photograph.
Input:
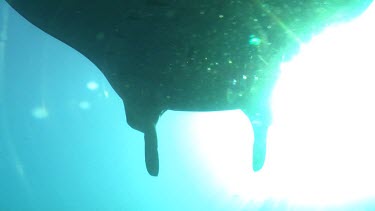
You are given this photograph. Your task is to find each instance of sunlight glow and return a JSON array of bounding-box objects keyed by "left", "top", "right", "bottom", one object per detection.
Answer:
[
  {"left": 184, "top": 110, "right": 277, "bottom": 207},
  {"left": 189, "top": 2, "right": 375, "bottom": 208},
  {"left": 268, "top": 4, "right": 375, "bottom": 206}
]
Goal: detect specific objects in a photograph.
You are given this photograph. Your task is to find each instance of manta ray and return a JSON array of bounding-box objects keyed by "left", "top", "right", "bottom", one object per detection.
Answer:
[{"left": 5, "top": 0, "right": 371, "bottom": 176}]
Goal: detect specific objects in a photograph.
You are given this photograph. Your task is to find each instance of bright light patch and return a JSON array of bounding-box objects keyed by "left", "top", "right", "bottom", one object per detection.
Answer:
[
  {"left": 86, "top": 81, "right": 99, "bottom": 90},
  {"left": 188, "top": 2, "right": 375, "bottom": 209},
  {"left": 190, "top": 111, "right": 252, "bottom": 183},
  {"left": 268, "top": 4, "right": 375, "bottom": 206},
  {"left": 104, "top": 90, "right": 109, "bottom": 98},
  {"left": 79, "top": 101, "right": 91, "bottom": 110},
  {"left": 185, "top": 111, "right": 273, "bottom": 203},
  {"left": 31, "top": 106, "right": 49, "bottom": 119}
]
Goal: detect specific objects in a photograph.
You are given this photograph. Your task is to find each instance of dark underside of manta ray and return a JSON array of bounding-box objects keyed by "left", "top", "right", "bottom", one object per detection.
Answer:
[{"left": 6, "top": 0, "right": 371, "bottom": 176}]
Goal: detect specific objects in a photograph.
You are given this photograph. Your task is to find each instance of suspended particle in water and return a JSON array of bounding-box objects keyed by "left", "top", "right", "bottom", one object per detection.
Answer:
[
  {"left": 87, "top": 81, "right": 99, "bottom": 90},
  {"left": 31, "top": 106, "right": 49, "bottom": 119},
  {"left": 248, "top": 35, "right": 261, "bottom": 46}
]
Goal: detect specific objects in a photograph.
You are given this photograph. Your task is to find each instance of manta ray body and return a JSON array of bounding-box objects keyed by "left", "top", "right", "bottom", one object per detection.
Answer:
[{"left": 5, "top": 0, "right": 371, "bottom": 176}]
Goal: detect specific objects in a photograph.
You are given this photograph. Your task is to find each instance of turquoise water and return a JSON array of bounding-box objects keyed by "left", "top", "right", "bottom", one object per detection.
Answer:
[{"left": 1, "top": 1, "right": 375, "bottom": 210}]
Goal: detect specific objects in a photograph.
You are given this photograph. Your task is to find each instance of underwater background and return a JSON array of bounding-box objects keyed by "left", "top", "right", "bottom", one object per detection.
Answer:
[{"left": 1, "top": 1, "right": 375, "bottom": 210}]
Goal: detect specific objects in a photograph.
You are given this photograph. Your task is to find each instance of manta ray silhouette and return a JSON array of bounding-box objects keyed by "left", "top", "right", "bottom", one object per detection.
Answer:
[{"left": 5, "top": 0, "right": 371, "bottom": 176}]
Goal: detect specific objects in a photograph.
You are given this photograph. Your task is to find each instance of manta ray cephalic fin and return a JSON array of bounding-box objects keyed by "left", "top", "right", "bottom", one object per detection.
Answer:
[{"left": 144, "top": 126, "right": 159, "bottom": 176}]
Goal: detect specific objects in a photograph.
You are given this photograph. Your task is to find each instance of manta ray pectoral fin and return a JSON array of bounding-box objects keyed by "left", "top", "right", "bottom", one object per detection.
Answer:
[{"left": 144, "top": 126, "right": 159, "bottom": 176}]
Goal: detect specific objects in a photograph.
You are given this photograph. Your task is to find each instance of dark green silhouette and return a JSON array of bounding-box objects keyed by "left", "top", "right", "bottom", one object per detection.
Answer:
[{"left": 5, "top": 0, "right": 371, "bottom": 176}]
